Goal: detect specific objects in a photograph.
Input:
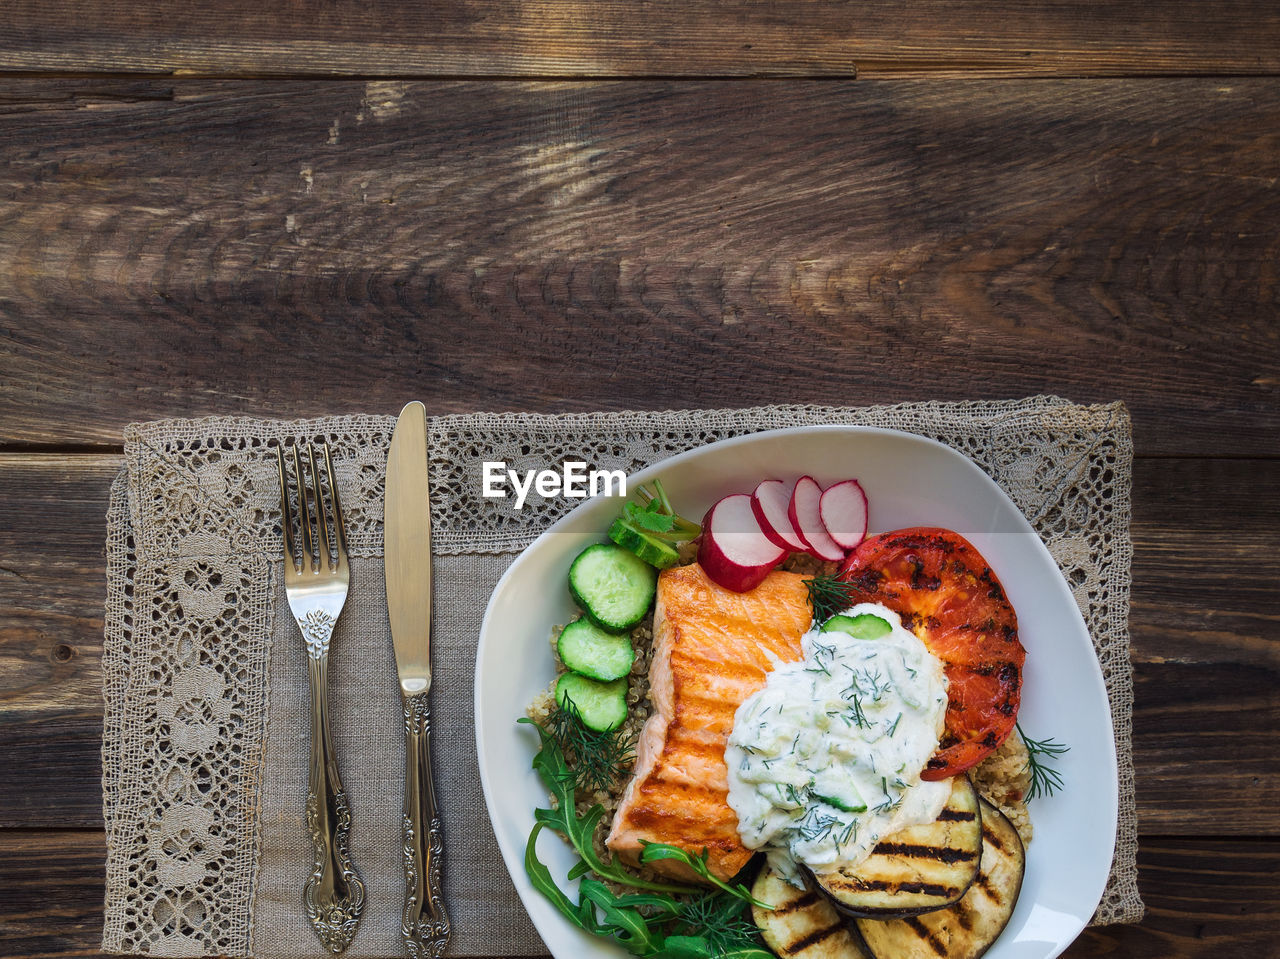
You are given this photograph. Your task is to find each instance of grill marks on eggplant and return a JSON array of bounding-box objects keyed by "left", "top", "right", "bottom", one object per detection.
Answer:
[
  {"left": 750, "top": 791, "right": 1028, "bottom": 958},
  {"left": 811, "top": 777, "right": 983, "bottom": 918},
  {"left": 901, "top": 917, "right": 949, "bottom": 957},
  {"left": 847, "top": 879, "right": 960, "bottom": 899},
  {"left": 770, "top": 890, "right": 821, "bottom": 916},
  {"left": 751, "top": 867, "right": 872, "bottom": 959},
  {"left": 855, "top": 798, "right": 1027, "bottom": 959},
  {"left": 790, "top": 923, "right": 852, "bottom": 953},
  {"left": 872, "top": 841, "right": 979, "bottom": 865},
  {"left": 983, "top": 825, "right": 1009, "bottom": 855}
]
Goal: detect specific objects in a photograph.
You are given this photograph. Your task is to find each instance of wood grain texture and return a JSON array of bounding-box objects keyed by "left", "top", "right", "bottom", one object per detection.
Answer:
[
  {"left": 1, "top": 79, "right": 1277, "bottom": 451},
  {"left": 2, "top": 1, "right": 1280, "bottom": 78},
  {"left": 0, "top": 456, "right": 116, "bottom": 719},
  {"left": 1, "top": 454, "right": 1275, "bottom": 827},
  {"left": 1, "top": 27, "right": 1277, "bottom": 952},
  {"left": 1129, "top": 444, "right": 1280, "bottom": 831},
  {"left": 2, "top": 831, "right": 1275, "bottom": 958},
  {"left": 0, "top": 830, "right": 106, "bottom": 959}
]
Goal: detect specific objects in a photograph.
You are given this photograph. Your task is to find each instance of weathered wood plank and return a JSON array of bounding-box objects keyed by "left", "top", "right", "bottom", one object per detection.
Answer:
[
  {"left": 2, "top": 831, "right": 1274, "bottom": 958},
  {"left": 0, "top": 456, "right": 117, "bottom": 722},
  {"left": 0, "top": 830, "right": 106, "bottom": 959},
  {"left": 0, "top": 79, "right": 1277, "bottom": 452},
  {"left": 1, "top": 453, "right": 1276, "bottom": 827},
  {"left": 2, "top": 1, "right": 1279, "bottom": 78},
  {"left": 1068, "top": 840, "right": 1280, "bottom": 957}
]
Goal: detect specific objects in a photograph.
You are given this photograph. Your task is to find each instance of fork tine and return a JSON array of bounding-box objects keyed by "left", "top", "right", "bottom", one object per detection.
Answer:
[
  {"left": 276, "top": 445, "right": 299, "bottom": 573},
  {"left": 322, "top": 442, "right": 347, "bottom": 568},
  {"left": 293, "top": 444, "right": 316, "bottom": 572},
  {"left": 309, "top": 444, "right": 332, "bottom": 571}
]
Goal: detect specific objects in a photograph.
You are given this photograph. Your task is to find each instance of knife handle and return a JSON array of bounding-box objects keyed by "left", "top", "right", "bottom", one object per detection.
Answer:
[
  {"left": 401, "top": 691, "right": 451, "bottom": 958},
  {"left": 304, "top": 651, "right": 366, "bottom": 953}
]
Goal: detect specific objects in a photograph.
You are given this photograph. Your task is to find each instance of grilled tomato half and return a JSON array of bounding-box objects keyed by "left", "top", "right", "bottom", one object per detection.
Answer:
[{"left": 838, "top": 527, "right": 1025, "bottom": 780}]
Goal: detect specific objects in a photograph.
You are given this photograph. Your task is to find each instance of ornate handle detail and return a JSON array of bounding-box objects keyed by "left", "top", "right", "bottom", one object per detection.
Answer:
[
  {"left": 304, "top": 650, "right": 366, "bottom": 953},
  {"left": 402, "top": 692, "right": 451, "bottom": 958}
]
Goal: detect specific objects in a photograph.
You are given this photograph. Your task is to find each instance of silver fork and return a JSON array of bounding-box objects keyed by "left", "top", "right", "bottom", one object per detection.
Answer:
[{"left": 276, "top": 442, "right": 366, "bottom": 954}]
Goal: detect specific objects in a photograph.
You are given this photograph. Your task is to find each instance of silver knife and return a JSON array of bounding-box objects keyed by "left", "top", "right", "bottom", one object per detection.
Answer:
[{"left": 385, "top": 401, "right": 451, "bottom": 958}]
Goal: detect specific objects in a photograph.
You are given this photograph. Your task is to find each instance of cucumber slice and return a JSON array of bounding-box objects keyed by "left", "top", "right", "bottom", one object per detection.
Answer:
[
  {"left": 555, "top": 673, "right": 629, "bottom": 732},
  {"left": 557, "top": 617, "right": 635, "bottom": 682},
  {"left": 812, "top": 770, "right": 867, "bottom": 813},
  {"left": 822, "top": 613, "right": 892, "bottom": 640},
  {"left": 608, "top": 518, "right": 681, "bottom": 569},
  {"left": 568, "top": 543, "right": 658, "bottom": 633},
  {"left": 812, "top": 791, "right": 867, "bottom": 814}
]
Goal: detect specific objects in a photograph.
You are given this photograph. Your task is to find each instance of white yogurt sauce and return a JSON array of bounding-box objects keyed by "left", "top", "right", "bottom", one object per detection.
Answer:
[{"left": 725, "top": 602, "right": 951, "bottom": 886}]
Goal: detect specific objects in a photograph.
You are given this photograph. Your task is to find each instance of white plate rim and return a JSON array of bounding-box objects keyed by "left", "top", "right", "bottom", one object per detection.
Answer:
[{"left": 475, "top": 424, "right": 1119, "bottom": 959}]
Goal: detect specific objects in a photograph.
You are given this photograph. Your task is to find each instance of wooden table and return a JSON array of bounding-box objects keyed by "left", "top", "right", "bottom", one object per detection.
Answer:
[{"left": 1, "top": 3, "right": 1277, "bottom": 957}]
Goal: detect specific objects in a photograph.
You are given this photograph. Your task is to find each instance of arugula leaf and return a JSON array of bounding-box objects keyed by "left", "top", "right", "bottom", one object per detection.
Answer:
[
  {"left": 651, "top": 937, "right": 716, "bottom": 959},
  {"left": 526, "top": 810, "right": 768, "bottom": 959},
  {"left": 527, "top": 825, "right": 680, "bottom": 955},
  {"left": 716, "top": 947, "right": 775, "bottom": 959},
  {"left": 521, "top": 717, "right": 696, "bottom": 895},
  {"left": 520, "top": 717, "right": 775, "bottom": 958},
  {"left": 653, "top": 938, "right": 774, "bottom": 959},
  {"left": 639, "top": 843, "right": 773, "bottom": 910},
  {"left": 524, "top": 822, "right": 598, "bottom": 932},
  {"left": 579, "top": 879, "right": 672, "bottom": 955}
]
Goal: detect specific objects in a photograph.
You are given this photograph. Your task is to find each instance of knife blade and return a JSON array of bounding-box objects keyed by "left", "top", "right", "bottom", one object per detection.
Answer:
[
  {"left": 384, "top": 400, "right": 451, "bottom": 957},
  {"left": 386, "top": 400, "right": 433, "bottom": 695}
]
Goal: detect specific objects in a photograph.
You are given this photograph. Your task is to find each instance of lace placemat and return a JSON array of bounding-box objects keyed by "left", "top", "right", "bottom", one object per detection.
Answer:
[{"left": 101, "top": 397, "right": 1142, "bottom": 958}]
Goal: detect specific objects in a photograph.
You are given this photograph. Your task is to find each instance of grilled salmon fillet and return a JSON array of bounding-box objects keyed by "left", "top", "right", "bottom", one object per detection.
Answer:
[{"left": 605, "top": 562, "right": 812, "bottom": 882}]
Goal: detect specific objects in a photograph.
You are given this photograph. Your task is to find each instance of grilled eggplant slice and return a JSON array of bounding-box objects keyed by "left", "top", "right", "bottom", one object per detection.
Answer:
[
  {"left": 811, "top": 776, "right": 982, "bottom": 918},
  {"left": 856, "top": 798, "right": 1026, "bottom": 959},
  {"left": 751, "top": 867, "right": 871, "bottom": 959}
]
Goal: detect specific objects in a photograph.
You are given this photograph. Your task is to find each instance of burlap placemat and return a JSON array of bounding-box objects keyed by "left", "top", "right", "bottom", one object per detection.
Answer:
[{"left": 101, "top": 398, "right": 1142, "bottom": 958}]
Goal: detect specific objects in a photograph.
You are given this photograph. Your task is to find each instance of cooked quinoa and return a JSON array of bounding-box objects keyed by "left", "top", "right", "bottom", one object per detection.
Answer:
[
  {"left": 527, "top": 619, "right": 657, "bottom": 868},
  {"left": 527, "top": 558, "right": 1033, "bottom": 871},
  {"left": 970, "top": 729, "right": 1034, "bottom": 846}
]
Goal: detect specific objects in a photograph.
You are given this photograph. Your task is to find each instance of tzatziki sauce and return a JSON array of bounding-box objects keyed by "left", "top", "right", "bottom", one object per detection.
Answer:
[{"left": 725, "top": 602, "right": 951, "bottom": 885}]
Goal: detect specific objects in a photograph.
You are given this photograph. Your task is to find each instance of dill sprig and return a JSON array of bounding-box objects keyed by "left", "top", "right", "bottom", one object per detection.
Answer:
[
  {"left": 1018, "top": 723, "right": 1069, "bottom": 800},
  {"left": 848, "top": 694, "right": 870, "bottom": 730},
  {"left": 550, "top": 698, "right": 636, "bottom": 795},
  {"left": 834, "top": 819, "right": 858, "bottom": 852},
  {"left": 795, "top": 807, "right": 843, "bottom": 843},
  {"left": 674, "top": 892, "right": 759, "bottom": 954},
  {"left": 803, "top": 574, "right": 856, "bottom": 623}
]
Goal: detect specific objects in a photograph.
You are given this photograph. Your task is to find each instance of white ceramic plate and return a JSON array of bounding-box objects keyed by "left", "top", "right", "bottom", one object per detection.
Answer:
[{"left": 476, "top": 426, "right": 1117, "bottom": 959}]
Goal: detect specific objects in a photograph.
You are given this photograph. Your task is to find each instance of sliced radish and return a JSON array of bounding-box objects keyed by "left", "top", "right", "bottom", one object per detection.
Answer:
[
  {"left": 751, "top": 479, "right": 809, "bottom": 552},
  {"left": 819, "top": 479, "right": 869, "bottom": 550},
  {"left": 698, "top": 493, "right": 786, "bottom": 592},
  {"left": 787, "top": 476, "right": 845, "bottom": 562}
]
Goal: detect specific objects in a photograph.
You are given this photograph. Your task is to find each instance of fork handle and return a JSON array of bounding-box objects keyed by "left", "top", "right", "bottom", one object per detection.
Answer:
[
  {"left": 401, "top": 691, "right": 451, "bottom": 958},
  {"left": 304, "top": 650, "right": 366, "bottom": 953}
]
